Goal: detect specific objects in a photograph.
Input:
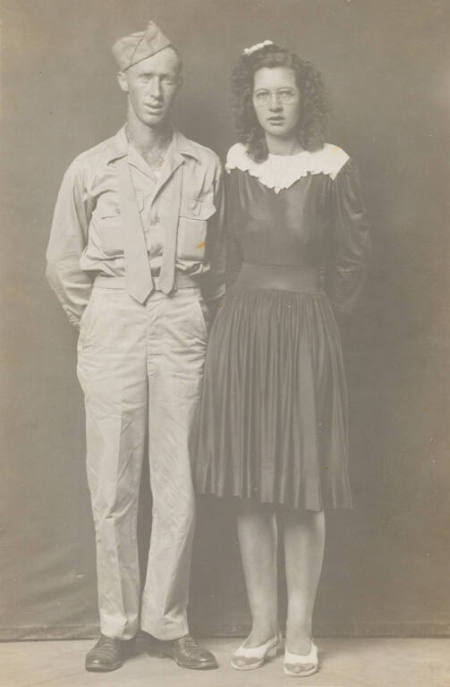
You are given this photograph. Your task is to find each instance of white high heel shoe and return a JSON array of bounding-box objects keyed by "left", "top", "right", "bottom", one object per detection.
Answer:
[
  {"left": 231, "top": 633, "right": 283, "bottom": 671},
  {"left": 283, "top": 641, "right": 319, "bottom": 677}
]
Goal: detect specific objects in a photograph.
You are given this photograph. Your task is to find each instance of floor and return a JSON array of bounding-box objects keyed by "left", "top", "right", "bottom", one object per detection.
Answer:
[{"left": 1, "top": 637, "right": 449, "bottom": 687}]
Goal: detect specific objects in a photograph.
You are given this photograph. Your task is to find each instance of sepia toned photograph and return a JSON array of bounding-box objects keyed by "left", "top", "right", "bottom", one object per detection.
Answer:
[{"left": 1, "top": 1, "right": 449, "bottom": 685}]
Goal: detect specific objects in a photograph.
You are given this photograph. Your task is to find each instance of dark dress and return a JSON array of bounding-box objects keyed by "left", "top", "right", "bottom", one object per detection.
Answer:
[{"left": 193, "top": 144, "right": 370, "bottom": 510}]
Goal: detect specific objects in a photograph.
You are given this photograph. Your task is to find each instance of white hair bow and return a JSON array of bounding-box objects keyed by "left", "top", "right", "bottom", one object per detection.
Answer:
[{"left": 243, "top": 40, "right": 274, "bottom": 56}]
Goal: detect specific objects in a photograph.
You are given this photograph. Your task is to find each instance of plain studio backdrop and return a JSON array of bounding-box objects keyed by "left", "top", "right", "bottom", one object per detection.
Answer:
[{"left": 1, "top": 0, "right": 449, "bottom": 640}]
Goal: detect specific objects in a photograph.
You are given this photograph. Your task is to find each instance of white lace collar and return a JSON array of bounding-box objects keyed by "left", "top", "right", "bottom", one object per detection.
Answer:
[{"left": 226, "top": 142, "right": 349, "bottom": 193}]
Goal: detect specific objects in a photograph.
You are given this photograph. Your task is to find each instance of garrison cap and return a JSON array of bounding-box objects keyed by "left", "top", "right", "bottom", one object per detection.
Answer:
[{"left": 112, "top": 21, "right": 172, "bottom": 71}]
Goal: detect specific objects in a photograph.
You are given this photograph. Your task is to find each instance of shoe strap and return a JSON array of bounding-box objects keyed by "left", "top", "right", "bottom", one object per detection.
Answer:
[
  {"left": 234, "top": 634, "right": 280, "bottom": 658},
  {"left": 284, "top": 641, "right": 318, "bottom": 664}
]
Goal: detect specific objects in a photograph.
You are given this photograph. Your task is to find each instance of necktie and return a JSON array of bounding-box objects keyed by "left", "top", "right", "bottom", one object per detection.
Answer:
[
  {"left": 158, "top": 164, "right": 184, "bottom": 294},
  {"left": 117, "top": 157, "right": 154, "bottom": 303}
]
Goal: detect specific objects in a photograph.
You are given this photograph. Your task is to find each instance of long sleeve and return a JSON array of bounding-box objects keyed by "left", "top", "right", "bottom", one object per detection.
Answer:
[
  {"left": 225, "top": 170, "right": 243, "bottom": 288},
  {"left": 201, "top": 160, "right": 226, "bottom": 308},
  {"left": 328, "top": 158, "right": 371, "bottom": 316},
  {"left": 46, "top": 160, "right": 94, "bottom": 328}
]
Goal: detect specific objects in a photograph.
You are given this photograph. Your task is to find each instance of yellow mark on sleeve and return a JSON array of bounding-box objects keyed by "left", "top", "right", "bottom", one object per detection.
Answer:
[{"left": 196, "top": 241, "right": 206, "bottom": 249}]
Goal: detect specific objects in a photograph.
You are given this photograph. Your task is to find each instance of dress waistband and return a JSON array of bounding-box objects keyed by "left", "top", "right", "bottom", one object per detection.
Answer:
[
  {"left": 234, "top": 263, "right": 323, "bottom": 293},
  {"left": 93, "top": 273, "right": 199, "bottom": 291}
]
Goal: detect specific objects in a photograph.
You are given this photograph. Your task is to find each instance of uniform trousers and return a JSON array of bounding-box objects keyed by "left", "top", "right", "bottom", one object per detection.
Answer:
[{"left": 77, "top": 281, "right": 208, "bottom": 640}]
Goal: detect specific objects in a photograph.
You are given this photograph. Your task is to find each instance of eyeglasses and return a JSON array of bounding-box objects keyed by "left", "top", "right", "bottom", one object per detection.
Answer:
[{"left": 253, "top": 88, "right": 299, "bottom": 104}]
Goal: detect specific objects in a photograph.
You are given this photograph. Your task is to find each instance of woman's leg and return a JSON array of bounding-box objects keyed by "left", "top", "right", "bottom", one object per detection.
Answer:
[
  {"left": 237, "top": 500, "right": 279, "bottom": 646},
  {"left": 282, "top": 509, "right": 325, "bottom": 654}
]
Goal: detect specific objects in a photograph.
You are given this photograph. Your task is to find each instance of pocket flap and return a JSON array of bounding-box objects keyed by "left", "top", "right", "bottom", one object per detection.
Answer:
[
  {"left": 181, "top": 196, "right": 216, "bottom": 220},
  {"left": 94, "top": 191, "right": 144, "bottom": 219}
]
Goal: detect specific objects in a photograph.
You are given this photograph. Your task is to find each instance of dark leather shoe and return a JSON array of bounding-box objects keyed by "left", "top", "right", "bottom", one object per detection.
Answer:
[
  {"left": 154, "top": 634, "right": 218, "bottom": 670},
  {"left": 85, "top": 634, "right": 133, "bottom": 672}
]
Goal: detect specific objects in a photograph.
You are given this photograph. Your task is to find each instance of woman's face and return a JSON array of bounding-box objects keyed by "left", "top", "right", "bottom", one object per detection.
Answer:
[{"left": 252, "top": 66, "right": 301, "bottom": 139}]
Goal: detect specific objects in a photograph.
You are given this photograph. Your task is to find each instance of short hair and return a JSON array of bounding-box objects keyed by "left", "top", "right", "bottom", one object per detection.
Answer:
[
  {"left": 232, "top": 44, "right": 329, "bottom": 162},
  {"left": 167, "top": 45, "right": 183, "bottom": 77}
]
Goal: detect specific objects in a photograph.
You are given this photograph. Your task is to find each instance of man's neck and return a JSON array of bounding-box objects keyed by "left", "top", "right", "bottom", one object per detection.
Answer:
[{"left": 125, "top": 110, "right": 173, "bottom": 158}]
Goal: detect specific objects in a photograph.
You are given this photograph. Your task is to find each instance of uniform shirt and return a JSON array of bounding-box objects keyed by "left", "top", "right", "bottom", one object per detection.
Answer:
[{"left": 46, "top": 127, "right": 225, "bottom": 327}]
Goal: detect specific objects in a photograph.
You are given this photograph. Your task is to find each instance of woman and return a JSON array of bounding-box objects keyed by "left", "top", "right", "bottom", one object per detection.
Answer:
[{"left": 193, "top": 41, "right": 370, "bottom": 676}]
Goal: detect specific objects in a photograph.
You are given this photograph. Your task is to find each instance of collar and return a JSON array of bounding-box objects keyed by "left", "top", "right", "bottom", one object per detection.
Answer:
[
  {"left": 226, "top": 142, "right": 350, "bottom": 192},
  {"left": 106, "top": 126, "right": 202, "bottom": 165}
]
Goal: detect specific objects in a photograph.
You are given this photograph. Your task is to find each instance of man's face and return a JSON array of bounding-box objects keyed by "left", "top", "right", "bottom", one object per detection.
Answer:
[{"left": 118, "top": 47, "right": 182, "bottom": 127}]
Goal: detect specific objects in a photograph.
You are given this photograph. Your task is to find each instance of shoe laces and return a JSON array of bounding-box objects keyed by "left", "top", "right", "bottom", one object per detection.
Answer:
[
  {"left": 98, "top": 635, "right": 118, "bottom": 648},
  {"left": 180, "top": 634, "right": 199, "bottom": 650}
]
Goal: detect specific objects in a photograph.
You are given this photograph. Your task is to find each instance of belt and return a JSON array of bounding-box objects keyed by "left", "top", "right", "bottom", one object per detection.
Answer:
[
  {"left": 93, "top": 273, "right": 199, "bottom": 291},
  {"left": 234, "top": 263, "right": 323, "bottom": 293}
]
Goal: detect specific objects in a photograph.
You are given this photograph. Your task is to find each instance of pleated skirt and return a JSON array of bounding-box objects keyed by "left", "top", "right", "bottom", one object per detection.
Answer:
[{"left": 192, "top": 286, "right": 352, "bottom": 510}]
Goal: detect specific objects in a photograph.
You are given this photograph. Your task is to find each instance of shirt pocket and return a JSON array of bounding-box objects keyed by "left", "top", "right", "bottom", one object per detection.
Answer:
[
  {"left": 177, "top": 195, "right": 216, "bottom": 261},
  {"left": 91, "top": 193, "right": 145, "bottom": 257}
]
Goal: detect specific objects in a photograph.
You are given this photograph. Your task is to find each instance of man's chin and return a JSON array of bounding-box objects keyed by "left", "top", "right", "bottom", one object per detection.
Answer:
[{"left": 142, "top": 111, "right": 168, "bottom": 127}]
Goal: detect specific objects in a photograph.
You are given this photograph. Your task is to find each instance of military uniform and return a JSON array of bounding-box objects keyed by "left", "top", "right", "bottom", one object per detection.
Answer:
[{"left": 46, "top": 26, "right": 225, "bottom": 643}]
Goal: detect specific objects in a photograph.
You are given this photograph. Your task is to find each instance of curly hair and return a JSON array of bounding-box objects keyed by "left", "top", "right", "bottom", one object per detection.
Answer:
[{"left": 232, "top": 44, "right": 329, "bottom": 162}]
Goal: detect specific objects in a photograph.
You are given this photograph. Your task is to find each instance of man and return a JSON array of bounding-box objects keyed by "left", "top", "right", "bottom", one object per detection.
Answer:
[{"left": 46, "top": 21, "right": 224, "bottom": 672}]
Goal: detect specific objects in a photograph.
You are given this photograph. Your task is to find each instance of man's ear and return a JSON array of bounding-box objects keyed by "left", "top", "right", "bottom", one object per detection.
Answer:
[{"left": 117, "top": 71, "right": 129, "bottom": 93}]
